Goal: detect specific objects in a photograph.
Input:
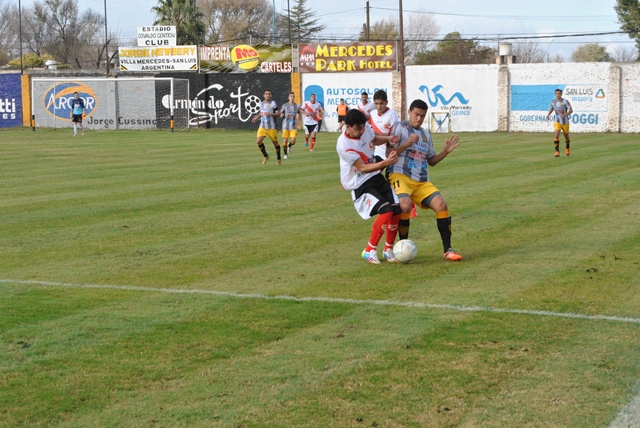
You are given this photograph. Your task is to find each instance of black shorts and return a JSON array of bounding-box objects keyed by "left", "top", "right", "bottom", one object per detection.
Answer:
[
  {"left": 353, "top": 173, "right": 399, "bottom": 217},
  {"left": 72, "top": 114, "right": 83, "bottom": 123},
  {"left": 338, "top": 115, "right": 346, "bottom": 122},
  {"left": 305, "top": 124, "right": 318, "bottom": 134}
]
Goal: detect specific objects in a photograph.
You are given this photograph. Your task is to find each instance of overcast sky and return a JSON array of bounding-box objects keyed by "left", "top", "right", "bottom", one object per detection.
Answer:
[{"left": 15, "top": 0, "right": 636, "bottom": 60}]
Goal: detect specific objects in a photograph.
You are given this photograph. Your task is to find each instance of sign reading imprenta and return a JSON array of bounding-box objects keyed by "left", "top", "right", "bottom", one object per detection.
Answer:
[
  {"left": 137, "top": 26, "right": 177, "bottom": 47},
  {"left": 119, "top": 46, "right": 197, "bottom": 71}
]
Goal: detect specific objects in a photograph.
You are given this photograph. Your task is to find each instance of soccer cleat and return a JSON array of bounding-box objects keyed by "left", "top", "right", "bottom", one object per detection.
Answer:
[
  {"left": 82, "top": 131, "right": 85, "bottom": 136},
  {"left": 554, "top": 151, "right": 559, "bottom": 157},
  {"left": 310, "top": 149, "right": 314, "bottom": 152},
  {"left": 262, "top": 156, "right": 269, "bottom": 165},
  {"left": 410, "top": 204, "right": 418, "bottom": 219},
  {"left": 383, "top": 248, "right": 398, "bottom": 262},
  {"left": 283, "top": 154, "right": 288, "bottom": 160},
  {"left": 566, "top": 148, "right": 570, "bottom": 156},
  {"left": 305, "top": 140, "right": 309, "bottom": 147},
  {"left": 277, "top": 159, "right": 282, "bottom": 165},
  {"left": 443, "top": 249, "right": 463, "bottom": 261},
  {"left": 362, "top": 249, "right": 381, "bottom": 264}
]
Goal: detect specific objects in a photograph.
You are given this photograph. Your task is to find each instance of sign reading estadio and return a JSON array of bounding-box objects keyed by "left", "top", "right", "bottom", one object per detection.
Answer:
[{"left": 137, "top": 26, "right": 177, "bottom": 47}]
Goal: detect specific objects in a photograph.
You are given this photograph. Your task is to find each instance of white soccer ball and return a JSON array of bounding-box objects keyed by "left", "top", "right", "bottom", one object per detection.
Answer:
[{"left": 393, "top": 239, "right": 417, "bottom": 263}]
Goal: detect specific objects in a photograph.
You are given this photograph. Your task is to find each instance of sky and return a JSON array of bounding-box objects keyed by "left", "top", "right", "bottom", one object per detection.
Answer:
[{"left": 15, "top": 0, "right": 637, "bottom": 61}]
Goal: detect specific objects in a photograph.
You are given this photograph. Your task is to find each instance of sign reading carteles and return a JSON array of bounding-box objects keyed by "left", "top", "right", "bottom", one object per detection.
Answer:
[
  {"left": 298, "top": 42, "right": 397, "bottom": 73},
  {"left": 199, "top": 44, "right": 292, "bottom": 73},
  {"left": 137, "top": 26, "right": 177, "bottom": 47},
  {"left": 119, "top": 46, "right": 197, "bottom": 71}
]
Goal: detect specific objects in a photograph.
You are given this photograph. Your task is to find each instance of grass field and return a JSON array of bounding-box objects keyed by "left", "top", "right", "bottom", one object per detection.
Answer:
[{"left": 1, "top": 127, "right": 639, "bottom": 427}]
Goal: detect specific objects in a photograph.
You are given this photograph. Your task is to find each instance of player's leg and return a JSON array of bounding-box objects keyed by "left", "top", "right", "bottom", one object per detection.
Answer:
[
  {"left": 268, "top": 130, "right": 282, "bottom": 164},
  {"left": 422, "top": 192, "right": 462, "bottom": 261},
  {"left": 388, "top": 173, "right": 414, "bottom": 240},
  {"left": 282, "top": 131, "right": 289, "bottom": 158},
  {"left": 563, "top": 125, "right": 571, "bottom": 156},
  {"left": 256, "top": 131, "right": 270, "bottom": 164},
  {"left": 304, "top": 125, "right": 312, "bottom": 146},
  {"left": 553, "top": 124, "right": 561, "bottom": 157},
  {"left": 310, "top": 128, "right": 318, "bottom": 151},
  {"left": 79, "top": 116, "right": 84, "bottom": 135},
  {"left": 72, "top": 116, "right": 78, "bottom": 136}
]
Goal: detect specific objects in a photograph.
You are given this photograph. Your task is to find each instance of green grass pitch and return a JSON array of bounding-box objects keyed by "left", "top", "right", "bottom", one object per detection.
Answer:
[{"left": 1, "top": 127, "right": 639, "bottom": 427}]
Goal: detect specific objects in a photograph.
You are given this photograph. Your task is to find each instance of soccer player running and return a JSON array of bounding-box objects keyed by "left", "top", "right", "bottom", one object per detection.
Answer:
[
  {"left": 280, "top": 92, "right": 302, "bottom": 159},
  {"left": 357, "top": 91, "right": 376, "bottom": 120},
  {"left": 69, "top": 92, "right": 86, "bottom": 136},
  {"left": 387, "top": 99, "right": 463, "bottom": 261},
  {"left": 252, "top": 90, "right": 282, "bottom": 165},
  {"left": 336, "top": 98, "right": 349, "bottom": 132},
  {"left": 369, "top": 89, "right": 418, "bottom": 220},
  {"left": 336, "top": 109, "right": 402, "bottom": 264},
  {"left": 546, "top": 88, "right": 573, "bottom": 157},
  {"left": 302, "top": 93, "right": 324, "bottom": 152}
]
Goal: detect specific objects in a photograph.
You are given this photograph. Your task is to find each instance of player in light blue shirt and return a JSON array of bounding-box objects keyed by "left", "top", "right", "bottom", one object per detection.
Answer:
[
  {"left": 251, "top": 90, "right": 282, "bottom": 165},
  {"left": 546, "top": 89, "right": 573, "bottom": 157},
  {"left": 69, "top": 92, "right": 86, "bottom": 136}
]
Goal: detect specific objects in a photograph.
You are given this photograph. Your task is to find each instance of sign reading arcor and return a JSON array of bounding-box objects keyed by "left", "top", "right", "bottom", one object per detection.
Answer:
[{"left": 298, "top": 42, "right": 397, "bottom": 73}]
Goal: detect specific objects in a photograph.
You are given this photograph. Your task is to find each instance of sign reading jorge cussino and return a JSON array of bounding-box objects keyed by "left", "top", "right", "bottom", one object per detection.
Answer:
[
  {"left": 119, "top": 46, "right": 197, "bottom": 71},
  {"left": 298, "top": 42, "right": 397, "bottom": 73}
]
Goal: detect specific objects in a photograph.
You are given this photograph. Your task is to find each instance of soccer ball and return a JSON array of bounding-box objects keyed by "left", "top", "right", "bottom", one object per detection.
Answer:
[{"left": 393, "top": 239, "right": 417, "bottom": 263}]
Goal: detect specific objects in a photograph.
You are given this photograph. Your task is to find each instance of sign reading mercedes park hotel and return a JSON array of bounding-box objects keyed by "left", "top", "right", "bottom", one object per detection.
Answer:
[{"left": 298, "top": 42, "right": 397, "bottom": 73}]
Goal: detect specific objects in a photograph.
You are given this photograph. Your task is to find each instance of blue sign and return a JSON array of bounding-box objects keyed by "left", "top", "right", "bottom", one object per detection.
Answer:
[
  {"left": 511, "top": 84, "right": 566, "bottom": 111},
  {"left": 0, "top": 74, "right": 22, "bottom": 128}
]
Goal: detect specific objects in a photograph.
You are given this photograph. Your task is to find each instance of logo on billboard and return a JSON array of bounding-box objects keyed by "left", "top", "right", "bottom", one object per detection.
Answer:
[
  {"left": 419, "top": 85, "right": 469, "bottom": 107},
  {"left": 43, "top": 82, "right": 97, "bottom": 120},
  {"left": 300, "top": 45, "right": 316, "bottom": 68},
  {"left": 230, "top": 45, "right": 260, "bottom": 71}
]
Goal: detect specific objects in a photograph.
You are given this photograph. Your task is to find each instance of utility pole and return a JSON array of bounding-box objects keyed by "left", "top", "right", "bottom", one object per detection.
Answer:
[
  {"left": 398, "top": 0, "right": 406, "bottom": 119},
  {"left": 104, "top": 0, "right": 109, "bottom": 75},
  {"left": 365, "top": 1, "right": 370, "bottom": 41}
]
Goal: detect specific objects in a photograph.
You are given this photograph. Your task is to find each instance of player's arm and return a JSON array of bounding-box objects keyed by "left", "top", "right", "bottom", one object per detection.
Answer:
[
  {"left": 352, "top": 150, "right": 398, "bottom": 173},
  {"left": 387, "top": 132, "right": 418, "bottom": 157},
  {"left": 428, "top": 135, "right": 460, "bottom": 167},
  {"left": 372, "top": 134, "right": 399, "bottom": 146}
]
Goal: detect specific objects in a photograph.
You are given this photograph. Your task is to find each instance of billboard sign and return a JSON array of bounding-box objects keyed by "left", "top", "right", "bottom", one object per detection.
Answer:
[
  {"left": 119, "top": 46, "right": 198, "bottom": 71},
  {"left": 137, "top": 25, "right": 177, "bottom": 47},
  {"left": 298, "top": 42, "right": 397, "bottom": 73},
  {"left": 199, "top": 44, "right": 292, "bottom": 73}
]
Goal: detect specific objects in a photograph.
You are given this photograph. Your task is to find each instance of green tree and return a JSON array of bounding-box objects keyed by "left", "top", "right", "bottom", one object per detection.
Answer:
[
  {"left": 413, "top": 32, "right": 493, "bottom": 65},
  {"left": 279, "top": 0, "right": 326, "bottom": 44},
  {"left": 198, "top": 0, "right": 274, "bottom": 45},
  {"left": 152, "top": 0, "right": 205, "bottom": 45},
  {"left": 615, "top": 0, "right": 640, "bottom": 56},
  {"left": 571, "top": 43, "right": 612, "bottom": 62},
  {"left": 7, "top": 52, "right": 55, "bottom": 68},
  {"left": 359, "top": 18, "right": 397, "bottom": 41}
]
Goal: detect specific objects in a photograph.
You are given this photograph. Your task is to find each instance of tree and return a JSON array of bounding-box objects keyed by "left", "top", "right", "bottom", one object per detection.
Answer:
[
  {"left": 413, "top": 32, "right": 493, "bottom": 65},
  {"left": 615, "top": 0, "right": 640, "bottom": 56},
  {"left": 359, "top": 12, "right": 439, "bottom": 64},
  {"left": 0, "top": 2, "right": 18, "bottom": 65},
  {"left": 198, "top": 0, "right": 275, "bottom": 45},
  {"left": 360, "top": 18, "right": 398, "bottom": 41},
  {"left": 610, "top": 45, "right": 638, "bottom": 61},
  {"left": 510, "top": 40, "right": 546, "bottom": 63},
  {"left": 571, "top": 43, "right": 612, "bottom": 62},
  {"left": 279, "top": 0, "right": 326, "bottom": 44},
  {"left": 152, "top": 0, "right": 205, "bottom": 45}
]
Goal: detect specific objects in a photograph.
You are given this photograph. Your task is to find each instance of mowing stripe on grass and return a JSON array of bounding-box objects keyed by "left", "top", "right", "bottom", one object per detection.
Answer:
[{"left": 3, "top": 278, "right": 640, "bottom": 325}]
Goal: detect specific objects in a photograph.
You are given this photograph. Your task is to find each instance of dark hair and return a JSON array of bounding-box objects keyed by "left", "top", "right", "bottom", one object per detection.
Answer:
[
  {"left": 345, "top": 109, "right": 367, "bottom": 126},
  {"left": 340, "top": 98, "right": 345, "bottom": 102},
  {"left": 555, "top": 89, "right": 563, "bottom": 94},
  {"left": 373, "top": 89, "right": 388, "bottom": 102},
  {"left": 409, "top": 99, "right": 428, "bottom": 111},
  {"left": 361, "top": 91, "right": 368, "bottom": 96}
]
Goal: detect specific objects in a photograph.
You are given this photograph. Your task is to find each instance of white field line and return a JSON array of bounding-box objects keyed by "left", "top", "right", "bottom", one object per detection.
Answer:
[
  {"left": 2, "top": 278, "right": 640, "bottom": 325},
  {"left": 3, "top": 277, "right": 640, "bottom": 425}
]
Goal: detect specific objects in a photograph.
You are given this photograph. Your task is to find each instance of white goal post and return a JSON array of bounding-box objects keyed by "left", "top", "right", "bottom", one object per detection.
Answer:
[
  {"left": 430, "top": 111, "right": 451, "bottom": 133},
  {"left": 30, "top": 77, "right": 190, "bottom": 131}
]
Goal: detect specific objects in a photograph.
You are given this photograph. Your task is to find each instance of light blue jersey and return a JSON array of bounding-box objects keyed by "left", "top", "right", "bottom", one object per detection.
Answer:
[
  {"left": 259, "top": 100, "right": 278, "bottom": 129},
  {"left": 551, "top": 98, "right": 572, "bottom": 125},
  {"left": 280, "top": 102, "right": 300, "bottom": 131},
  {"left": 388, "top": 121, "right": 436, "bottom": 183}
]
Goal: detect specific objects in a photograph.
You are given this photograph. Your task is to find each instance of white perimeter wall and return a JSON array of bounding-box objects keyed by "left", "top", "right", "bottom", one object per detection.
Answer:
[
  {"left": 619, "top": 64, "right": 640, "bottom": 133},
  {"left": 406, "top": 65, "right": 500, "bottom": 132},
  {"left": 301, "top": 72, "right": 394, "bottom": 132}
]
